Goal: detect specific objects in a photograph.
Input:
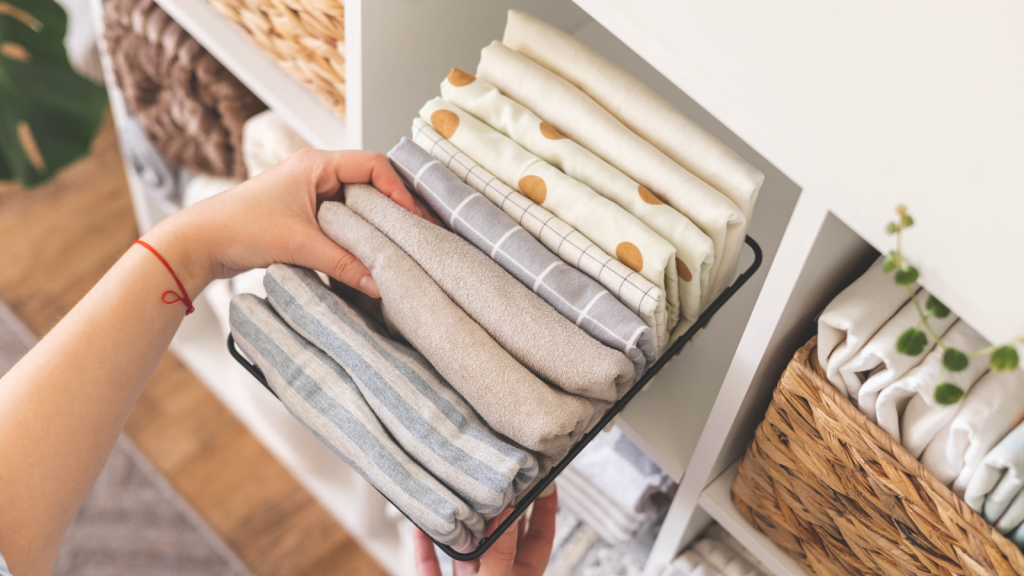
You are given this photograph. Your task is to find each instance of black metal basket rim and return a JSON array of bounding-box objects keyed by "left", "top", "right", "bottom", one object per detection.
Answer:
[{"left": 227, "top": 235, "right": 762, "bottom": 561}]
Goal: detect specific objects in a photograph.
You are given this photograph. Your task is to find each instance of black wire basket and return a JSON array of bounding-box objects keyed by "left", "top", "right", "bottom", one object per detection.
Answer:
[{"left": 229, "top": 235, "right": 762, "bottom": 560}]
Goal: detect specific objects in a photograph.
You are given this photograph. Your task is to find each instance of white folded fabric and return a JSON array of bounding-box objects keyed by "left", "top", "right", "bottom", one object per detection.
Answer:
[
  {"left": 557, "top": 465, "right": 640, "bottom": 545},
  {"left": 441, "top": 69, "right": 714, "bottom": 323},
  {"left": 502, "top": 10, "right": 763, "bottom": 224},
  {"left": 182, "top": 174, "right": 240, "bottom": 208},
  {"left": 418, "top": 97, "right": 683, "bottom": 333},
  {"left": 816, "top": 256, "right": 914, "bottom": 397},
  {"left": 878, "top": 320, "right": 988, "bottom": 449},
  {"left": 964, "top": 420, "right": 1024, "bottom": 532},
  {"left": 704, "top": 524, "right": 768, "bottom": 573},
  {"left": 568, "top": 427, "right": 671, "bottom": 517},
  {"left": 693, "top": 538, "right": 763, "bottom": 576},
  {"left": 664, "top": 549, "right": 722, "bottom": 576},
  {"left": 840, "top": 289, "right": 957, "bottom": 422},
  {"left": 477, "top": 41, "right": 746, "bottom": 301},
  {"left": 920, "top": 369, "right": 1024, "bottom": 490},
  {"left": 411, "top": 118, "right": 670, "bottom": 352},
  {"left": 242, "top": 110, "right": 310, "bottom": 177}
]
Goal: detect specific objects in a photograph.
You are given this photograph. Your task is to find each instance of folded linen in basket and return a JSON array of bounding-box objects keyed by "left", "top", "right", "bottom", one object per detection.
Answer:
[
  {"left": 876, "top": 320, "right": 989, "bottom": 452},
  {"left": 411, "top": 118, "right": 670, "bottom": 353},
  {"left": 920, "top": 369, "right": 1024, "bottom": 491},
  {"left": 816, "top": 256, "right": 914, "bottom": 396},
  {"left": 476, "top": 41, "right": 746, "bottom": 301},
  {"left": 502, "top": 10, "right": 764, "bottom": 225},
  {"left": 241, "top": 109, "right": 310, "bottom": 177},
  {"left": 262, "top": 264, "right": 539, "bottom": 514},
  {"left": 229, "top": 294, "right": 485, "bottom": 552},
  {"left": 344, "top": 183, "right": 635, "bottom": 403},
  {"left": 965, "top": 419, "right": 1024, "bottom": 533},
  {"left": 440, "top": 69, "right": 714, "bottom": 326},
  {"left": 317, "top": 199, "right": 597, "bottom": 465},
  {"left": 419, "top": 97, "right": 683, "bottom": 336},
  {"left": 388, "top": 137, "right": 653, "bottom": 381},
  {"left": 839, "top": 289, "right": 957, "bottom": 421}
]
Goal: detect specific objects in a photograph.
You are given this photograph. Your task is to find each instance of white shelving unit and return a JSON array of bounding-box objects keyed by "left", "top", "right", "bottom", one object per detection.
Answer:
[{"left": 94, "top": 0, "right": 1020, "bottom": 574}]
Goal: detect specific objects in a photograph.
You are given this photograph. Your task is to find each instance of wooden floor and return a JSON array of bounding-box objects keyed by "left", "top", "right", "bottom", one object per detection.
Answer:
[{"left": 0, "top": 117, "right": 387, "bottom": 576}]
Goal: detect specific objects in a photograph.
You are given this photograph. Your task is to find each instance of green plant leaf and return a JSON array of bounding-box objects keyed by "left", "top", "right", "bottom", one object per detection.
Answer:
[
  {"left": 991, "top": 346, "right": 1020, "bottom": 373},
  {"left": 902, "top": 214, "right": 914, "bottom": 227},
  {"left": 925, "top": 295, "right": 950, "bottom": 318},
  {"left": 895, "top": 266, "right": 919, "bottom": 285},
  {"left": 886, "top": 222, "right": 898, "bottom": 234},
  {"left": 882, "top": 252, "right": 898, "bottom": 273},
  {"left": 935, "top": 383, "right": 965, "bottom": 405},
  {"left": 943, "top": 348, "right": 969, "bottom": 372},
  {"left": 897, "top": 328, "right": 928, "bottom": 356}
]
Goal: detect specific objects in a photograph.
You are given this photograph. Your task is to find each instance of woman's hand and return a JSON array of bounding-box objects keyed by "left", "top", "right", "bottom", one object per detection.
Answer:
[
  {"left": 143, "top": 148, "right": 439, "bottom": 299},
  {"left": 414, "top": 489, "right": 558, "bottom": 576}
]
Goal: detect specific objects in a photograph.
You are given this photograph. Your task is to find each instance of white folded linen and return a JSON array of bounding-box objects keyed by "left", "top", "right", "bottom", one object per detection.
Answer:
[
  {"left": 693, "top": 537, "right": 764, "bottom": 576},
  {"left": 920, "top": 369, "right": 1024, "bottom": 490},
  {"left": 182, "top": 174, "right": 240, "bottom": 208},
  {"left": 501, "top": 10, "right": 763, "bottom": 224},
  {"left": 875, "top": 320, "right": 989, "bottom": 445},
  {"left": 705, "top": 524, "right": 768, "bottom": 573},
  {"left": 964, "top": 405, "right": 1024, "bottom": 531},
  {"left": 840, "top": 289, "right": 957, "bottom": 421},
  {"left": 477, "top": 41, "right": 746, "bottom": 301},
  {"left": 557, "top": 465, "right": 640, "bottom": 545},
  {"left": 816, "top": 257, "right": 914, "bottom": 396},
  {"left": 663, "top": 549, "right": 721, "bottom": 576},
  {"left": 242, "top": 110, "right": 310, "bottom": 177}
]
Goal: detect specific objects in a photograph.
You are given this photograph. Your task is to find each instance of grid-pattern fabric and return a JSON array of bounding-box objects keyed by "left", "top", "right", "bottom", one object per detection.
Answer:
[{"left": 412, "top": 118, "right": 668, "bottom": 352}]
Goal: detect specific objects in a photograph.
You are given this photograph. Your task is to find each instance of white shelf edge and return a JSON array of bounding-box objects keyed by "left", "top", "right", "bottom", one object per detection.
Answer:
[
  {"left": 151, "top": 0, "right": 348, "bottom": 151},
  {"left": 698, "top": 461, "right": 808, "bottom": 576}
]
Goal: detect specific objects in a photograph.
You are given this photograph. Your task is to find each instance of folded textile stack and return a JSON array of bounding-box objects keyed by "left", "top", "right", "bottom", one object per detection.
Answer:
[
  {"left": 659, "top": 524, "right": 767, "bottom": 576},
  {"left": 817, "top": 256, "right": 1024, "bottom": 546}
]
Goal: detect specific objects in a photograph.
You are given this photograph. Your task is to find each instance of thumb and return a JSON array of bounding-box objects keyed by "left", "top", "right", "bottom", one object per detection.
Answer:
[{"left": 291, "top": 227, "right": 380, "bottom": 298}]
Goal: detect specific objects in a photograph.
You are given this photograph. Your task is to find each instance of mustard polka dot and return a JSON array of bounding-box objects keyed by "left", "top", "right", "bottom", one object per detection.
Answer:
[
  {"left": 539, "top": 122, "right": 565, "bottom": 140},
  {"left": 447, "top": 68, "right": 476, "bottom": 87},
  {"left": 638, "top": 185, "right": 664, "bottom": 205},
  {"left": 616, "top": 242, "right": 644, "bottom": 272},
  {"left": 676, "top": 258, "right": 693, "bottom": 282},
  {"left": 430, "top": 109, "right": 460, "bottom": 139},
  {"left": 518, "top": 175, "right": 547, "bottom": 204}
]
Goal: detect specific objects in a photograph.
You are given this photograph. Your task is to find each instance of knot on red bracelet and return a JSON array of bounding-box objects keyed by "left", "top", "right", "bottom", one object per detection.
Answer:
[{"left": 135, "top": 240, "right": 195, "bottom": 315}]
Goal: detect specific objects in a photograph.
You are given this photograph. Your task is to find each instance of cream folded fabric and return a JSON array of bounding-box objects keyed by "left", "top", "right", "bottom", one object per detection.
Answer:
[
  {"left": 477, "top": 41, "right": 746, "bottom": 300},
  {"left": 817, "top": 256, "right": 914, "bottom": 396},
  {"left": 965, "top": 420, "right": 1024, "bottom": 532},
  {"left": 344, "top": 183, "right": 634, "bottom": 404},
  {"left": 692, "top": 538, "right": 764, "bottom": 576},
  {"left": 316, "top": 199, "right": 595, "bottom": 464},
  {"left": 502, "top": 10, "right": 763, "bottom": 224},
  {"left": 878, "top": 320, "right": 989, "bottom": 451},
  {"left": 920, "top": 369, "right": 1024, "bottom": 491},
  {"left": 419, "top": 97, "right": 682, "bottom": 334},
  {"left": 388, "top": 137, "right": 653, "bottom": 381},
  {"left": 839, "top": 289, "right": 956, "bottom": 421},
  {"left": 441, "top": 69, "right": 713, "bottom": 324},
  {"left": 242, "top": 109, "right": 310, "bottom": 177},
  {"left": 411, "top": 118, "right": 670, "bottom": 351}
]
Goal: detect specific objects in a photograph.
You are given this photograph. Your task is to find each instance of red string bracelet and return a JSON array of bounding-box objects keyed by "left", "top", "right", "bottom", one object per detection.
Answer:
[{"left": 134, "top": 240, "right": 195, "bottom": 315}]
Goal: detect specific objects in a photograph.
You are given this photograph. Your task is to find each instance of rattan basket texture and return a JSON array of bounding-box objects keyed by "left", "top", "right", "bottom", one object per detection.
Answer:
[
  {"left": 104, "top": 0, "right": 265, "bottom": 179},
  {"left": 731, "top": 337, "right": 1024, "bottom": 576},
  {"left": 204, "top": 0, "right": 345, "bottom": 117}
]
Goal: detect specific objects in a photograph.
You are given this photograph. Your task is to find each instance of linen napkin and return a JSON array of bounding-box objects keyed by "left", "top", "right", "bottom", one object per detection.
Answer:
[
  {"left": 344, "top": 183, "right": 635, "bottom": 404},
  {"left": 388, "top": 137, "right": 654, "bottom": 380},
  {"left": 441, "top": 69, "right": 714, "bottom": 321},
  {"left": 965, "top": 420, "right": 1024, "bottom": 533},
  {"left": 316, "top": 199, "right": 596, "bottom": 465},
  {"left": 502, "top": 9, "right": 763, "bottom": 225},
  {"left": 816, "top": 256, "right": 914, "bottom": 396},
  {"left": 411, "top": 118, "right": 670, "bottom": 352},
  {"left": 229, "top": 294, "right": 485, "bottom": 552},
  {"left": 476, "top": 41, "right": 746, "bottom": 301},
  {"left": 241, "top": 109, "right": 309, "bottom": 177},
  {"left": 877, "top": 320, "right": 989, "bottom": 451},
  {"left": 263, "top": 264, "right": 539, "bottom": 513},
  {"left": 419, "top": 97, "right": 683, "bottom": 338},
  {"left": 920, "top": 369, "right": 1024, "bottom": 490}
]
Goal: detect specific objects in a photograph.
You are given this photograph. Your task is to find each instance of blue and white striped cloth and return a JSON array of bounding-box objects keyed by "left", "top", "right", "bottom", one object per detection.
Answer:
[
  {"left": 388, "top": 137, "right": 654, "bottom": 383},
  {"left": 230, "top": 294, "right": 485, "bottom": 552},
  {"left": 263, "top": 264, "right": 538, "bottom": 514}
]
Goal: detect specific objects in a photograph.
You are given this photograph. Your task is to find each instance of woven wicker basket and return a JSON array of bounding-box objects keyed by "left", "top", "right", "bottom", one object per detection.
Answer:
[
  {"left": 204, "top": 0, "right": 345, "bottom": 117},
  {"left": 731, "top": 337, "right": 1024, "bottom": 575}
]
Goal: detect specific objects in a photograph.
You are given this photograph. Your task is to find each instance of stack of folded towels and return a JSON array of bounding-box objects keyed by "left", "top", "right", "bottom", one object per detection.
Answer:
[
  {"left": 229, "top": 10, "right": 761, "bottom": 553},
  {"left": 658, "top": 524, "right": 767, "bottom": 576},
  {"left": 817, "top": 256, "right": 1024, "bottom": 546}
]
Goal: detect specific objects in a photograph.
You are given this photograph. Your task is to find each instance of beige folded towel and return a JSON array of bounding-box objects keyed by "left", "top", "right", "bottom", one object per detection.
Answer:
[{"left": 317, "top": 199, "right": 595, "bottom": 464}]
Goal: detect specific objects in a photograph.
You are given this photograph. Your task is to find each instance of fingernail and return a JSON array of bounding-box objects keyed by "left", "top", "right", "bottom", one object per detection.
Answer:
[{"left": 358, "top": 275, "right": 380, "bottom": 298}]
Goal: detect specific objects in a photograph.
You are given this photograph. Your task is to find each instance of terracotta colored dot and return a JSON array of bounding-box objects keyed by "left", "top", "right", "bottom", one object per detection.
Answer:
[
  {"left": 676, "top": 258, "right": 693, "bottom": 282},
  {"left": 518, "top": 175, "right": 547, "bottom": 204},
  {"left": 430, "top": 109, "right": 460, "bottom": 139},
  {"left": 539, "top": 122, "right": 565, "bottom": 140},
  {"left": 616, "top": 242, "right": 644, "bottom": 272},
  {"left": 447, "top": 68, "right": 476, "bottom": 87},
  {"left": 637, "top": 185, "right": 664, "bottom": 205}
]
